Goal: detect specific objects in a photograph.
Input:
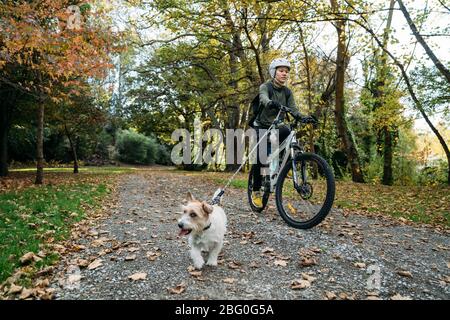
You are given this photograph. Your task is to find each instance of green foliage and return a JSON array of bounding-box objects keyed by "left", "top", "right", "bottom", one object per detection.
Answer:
[
  {"left": 114, "top": 129, "right": 172, "bottom": 165},
  {"left": 95, "top": 129, "right": 114, "bottom": 159},
  {"left": 417, "top": 159, "right": 448, "bottom": 186},
  {"left": 115, "top": 129, "right": 148, "bottom": 164}
]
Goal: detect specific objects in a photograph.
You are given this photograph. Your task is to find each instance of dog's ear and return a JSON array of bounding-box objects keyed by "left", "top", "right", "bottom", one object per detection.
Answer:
[
  {"left": 201, "top": 201, "right": 213, "bottom": 215},
  {"left": 186, "top": 191, "right": 195, "bottom": 202}
]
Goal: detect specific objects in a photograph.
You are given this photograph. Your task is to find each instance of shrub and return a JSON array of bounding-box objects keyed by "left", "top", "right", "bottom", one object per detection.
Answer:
[{"left": 115, "top": 129, "right": 148, "bottom": 164}]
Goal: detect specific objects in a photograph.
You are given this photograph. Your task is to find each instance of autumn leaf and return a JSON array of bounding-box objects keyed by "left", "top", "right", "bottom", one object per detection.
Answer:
[
  {"left": 146, "top": 251, "right": 161, "bottom": 261},
  {"left": 35, "top": 278, "right": 50, "bottom": 288},
  {"left": 168, "top": 282, "right": 186, "bottom": 294},
  {"left": 75, "top": 259, "right": 89, "bottom": 268},
  {"left": 189, "top": 269, "right": 202, "bottom": 277},
  {"left": 299, "top": 257, "right": 317, "bottom": 267},
  {"left": 8, "top": 284, "right": 23, "bottom": 295},
  {"left": 274, "top": 259, "right": 288, "bottom": 267},
  {"left": 291, "top": 279, "right": 311, "bottom": 290},
  {"left": 19, "top": 288, "right": 34, "bottom": 300},
  {"left": 301, "top": 273, "right": 316, "bottom": 283},
  {"left": 324, "top": 291, "right": 337, "bottom": 300},
  {"left": 391, "top": 293, "right": 412, "bottom": 300},
  {"left": 129, "top": 272, "right": 147, "bottom": 281},
  {"left": 125, "top": 254, "right": 137, "bottom": 261},
  {"left": 262, "top": 247, "right": 275, "bottom": 254},
  {"left": 87, "top": 259, "right": 103, "bottom": 270},
  {"left": 227, "top": 261, "right": 242, "bottom": 269},
  {"left": 397, "top": 270, "right": 413, "bottom": 278},
  {"left": 19, "top": 252, "right": 42, "bottom": 265},
  {"left": 223, "top": 278, "right": 236, "bottom": 284},
  {"left": 354, "top": 262, "right": 366, "bottom": 269}
]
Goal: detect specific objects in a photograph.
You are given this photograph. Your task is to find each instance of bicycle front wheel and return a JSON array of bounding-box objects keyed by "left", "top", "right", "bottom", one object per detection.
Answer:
[{"left": 275, "top": 153, "right": 335, "bottom": 229}]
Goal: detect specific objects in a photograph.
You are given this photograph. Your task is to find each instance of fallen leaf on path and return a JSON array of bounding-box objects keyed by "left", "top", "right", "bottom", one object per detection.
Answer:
[
  {"left": 391, "top": 293, "right": 412, "bottom": 300},
  {"left": 129, "top": 272, "right": 147, "bottom": 281},
  {"left": 274, "top": 260, "right": 288, "bottom": 267},
  {"left": 227, "top": 261, "right": 242, "bottom": 269},
  {"left": 354, "top": 262, "right": 366, "bottom": 269},
  {"left": 262, "top": 247, "right": 275, "bottom": 254},
  {"left": 397, "top": 270, "right": 413, "bottom": 278},
  {"left": 223, "top": 278, "right": 236, "bottom": 284},
  {"left": 19, "top": 288, "right": 34, "bottom": 300},
  {"left": 299, "top": 257, "right": 317, "bottom": 267},
  {"left": 189, "top": 270, "right": 202, "bottom": 277},
  {"left": 8, "top": 284, "right": 23, "bottom": 295},
  {"left": 146, "top": 251, "right": 161, "bottom": 261},
  {"left": 67, "top": 274, "right": 82, "bottom": 284},
  {"left": 301, "top": 273, "right": 316, "bottom": 282},
  {"left": 87, "top": 259, "right": 103, "bottom": 270},
  {"left": 324, "top": 291, "right": 337, "bottom": 300},
  {"left": 35, "top": 278, "right": 50, "bottom": 288},
  {"left": 291, "top": 279, "right": 311, "bottom": 290},
  {"left": 75, "top": 259, "right": 89, "bottom": 268},
  {"left": 91, "top": 237, "right": 110, "bottom": 247},
  {"left": 125, "top": 254, "right": 136, "bottom": 261},
  {"left": 19, "top": 252, "right": 42, "bottom": 265},
  {"left": 168, "top": 282, "right": 186, "bottom": 294},
  {"left": 366, "top": 296, "right": 382, "bottom": 300}
]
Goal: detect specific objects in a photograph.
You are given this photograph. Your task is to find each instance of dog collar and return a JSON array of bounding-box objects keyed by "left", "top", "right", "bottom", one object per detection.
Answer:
[{"left": 203, "top": 223, "right": 211, "bottom": 231}]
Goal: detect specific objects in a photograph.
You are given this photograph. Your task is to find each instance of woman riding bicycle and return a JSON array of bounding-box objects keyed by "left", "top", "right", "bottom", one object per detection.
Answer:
[{"left": 251, "top": 58, "right": 316, "bottom": 207}]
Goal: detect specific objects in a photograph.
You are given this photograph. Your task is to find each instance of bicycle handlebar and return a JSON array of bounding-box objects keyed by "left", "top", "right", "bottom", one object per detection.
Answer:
[{"left": 276, "top": 106, "right": 318, "bottom": 126}]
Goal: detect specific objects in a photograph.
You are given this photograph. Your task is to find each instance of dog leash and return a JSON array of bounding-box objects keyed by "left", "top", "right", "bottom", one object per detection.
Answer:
[{"left": 210, "top": 110, "right": 282, "bottom": 205}]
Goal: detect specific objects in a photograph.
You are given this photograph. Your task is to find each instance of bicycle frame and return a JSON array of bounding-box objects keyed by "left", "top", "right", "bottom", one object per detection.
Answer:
[{"left": 265, "top": 126, "right": 302, "bottom": 192}]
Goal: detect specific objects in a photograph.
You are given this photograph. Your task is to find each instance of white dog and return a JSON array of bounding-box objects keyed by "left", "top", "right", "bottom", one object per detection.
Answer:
[{"left": 177, "top": 192, "right": 227, "bottom": 269}]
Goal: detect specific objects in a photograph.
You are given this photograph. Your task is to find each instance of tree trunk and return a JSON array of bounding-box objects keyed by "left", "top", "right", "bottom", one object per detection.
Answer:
[
  {"left": 397, "top": 0, "right": 450, "bottom": 84},
  {"left": 0, "top": 89, "right": 16, "bottom": 177},
  {"left": 65, "top": 125, "right": 79, "bottom": 174},
  {"left": 375, "top": 0, "right": 396, "bottom": 185},
  {"left": 299, "top": 26, "right": 316, "bottom": 156},
  {"left": 35, "top": 103, "right": 44, "bottom": 184},
  {"left": 382, "top": 127, "right": 393, "bottom": 185},
  {"left": 331, "top": 0, "right": 365, "bottom": 183},
  {"left": 0, "top": 124, "right": 8, "bottom": 177}
]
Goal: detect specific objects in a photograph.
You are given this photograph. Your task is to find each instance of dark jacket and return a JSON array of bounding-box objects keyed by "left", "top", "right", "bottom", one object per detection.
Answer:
[{"left": 255, "top": 80, "right": 302, "bottom": 128}]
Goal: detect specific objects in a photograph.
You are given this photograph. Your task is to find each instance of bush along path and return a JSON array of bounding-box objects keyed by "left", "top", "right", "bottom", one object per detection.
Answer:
[{"left": 6, "top": 168, "right": 450, "bottom": 300}]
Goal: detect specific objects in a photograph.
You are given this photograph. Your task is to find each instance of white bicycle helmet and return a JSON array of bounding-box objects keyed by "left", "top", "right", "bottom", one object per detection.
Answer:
[{"left": 269, "top": 58, "right": 291, "bottom": 78}]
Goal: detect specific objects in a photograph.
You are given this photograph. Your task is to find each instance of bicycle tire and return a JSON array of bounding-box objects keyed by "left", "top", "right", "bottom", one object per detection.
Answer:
[{"left": 275, "top": 152, "right": 335, "bottom": 229}]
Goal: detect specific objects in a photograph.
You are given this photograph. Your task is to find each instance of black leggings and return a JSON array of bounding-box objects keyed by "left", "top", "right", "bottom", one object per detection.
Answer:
[{"left": 252, "top": 125, "right": 291, "bottom": 191}]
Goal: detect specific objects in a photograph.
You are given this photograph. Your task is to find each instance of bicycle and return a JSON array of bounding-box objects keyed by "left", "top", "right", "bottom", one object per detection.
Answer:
[{"left": 247, "top": 106, "right": 335, "bottom": 229}]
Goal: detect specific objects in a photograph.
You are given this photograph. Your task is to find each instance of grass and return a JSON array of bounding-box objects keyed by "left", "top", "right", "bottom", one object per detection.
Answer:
[
  {"left": 210, "top": 176, "right": 450, "bottom": 228},
  {"left": 0, "top": 183, "right": 110, "bottom": 283},
  {"left": 0, "top": 166, "right": 135, "bottom": 284},
  {"left": 9, "top": 166, "right": 137, "bottom": 174}
]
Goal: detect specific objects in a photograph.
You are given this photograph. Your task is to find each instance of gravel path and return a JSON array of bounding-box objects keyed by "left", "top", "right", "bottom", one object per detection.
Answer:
[{"left": 51, "top": 169, "right": 450, "bottom": 300}]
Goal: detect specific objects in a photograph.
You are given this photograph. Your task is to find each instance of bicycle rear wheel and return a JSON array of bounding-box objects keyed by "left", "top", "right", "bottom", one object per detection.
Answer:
[{"left": 275, "top": 153, "right": 335, "bottom": 229}]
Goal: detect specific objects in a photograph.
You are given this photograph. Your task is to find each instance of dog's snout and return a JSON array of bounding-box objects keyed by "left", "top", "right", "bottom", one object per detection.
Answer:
[{"left": 178, "top": 222, "right": 184, "bottom": 229}]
